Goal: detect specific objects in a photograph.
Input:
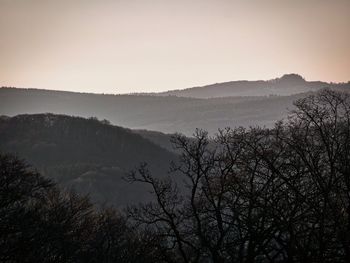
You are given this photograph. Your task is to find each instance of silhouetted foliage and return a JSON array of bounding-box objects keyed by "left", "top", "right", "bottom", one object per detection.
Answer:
[
  {"left": 128, "top": 90, "right": 350, "bottom": 262},
  {"left": 0, "top": 155, "right": 164, "bottom": 262},
  {"left": 0, "top": 154, "right": 53, "bottom": 262}
]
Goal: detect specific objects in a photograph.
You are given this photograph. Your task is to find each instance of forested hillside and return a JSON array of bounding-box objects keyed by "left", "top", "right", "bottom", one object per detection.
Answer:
[{"left": 0, "top": 114, "right": 176, "bottom": 206}]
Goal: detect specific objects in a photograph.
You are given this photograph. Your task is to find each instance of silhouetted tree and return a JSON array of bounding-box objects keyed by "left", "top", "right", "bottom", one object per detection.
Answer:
[
  {"left": 128, "top": 89, "right": 350, "bottom": 263},
  {"left": 0, "top": 154, "right": 53, "bottom": 262},
  {"left": 0, "top": 154, "right": 163, "bottom": 263}
]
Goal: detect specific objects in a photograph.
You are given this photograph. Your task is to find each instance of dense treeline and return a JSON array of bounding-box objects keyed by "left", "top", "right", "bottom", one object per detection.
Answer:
[{"left": 1, "top": 89, "right": 350, "bottom": 262}]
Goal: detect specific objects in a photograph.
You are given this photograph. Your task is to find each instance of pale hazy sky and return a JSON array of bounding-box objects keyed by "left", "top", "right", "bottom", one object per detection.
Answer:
[{"left": 1, "top": 0, "right": 349, "bottom": 94}]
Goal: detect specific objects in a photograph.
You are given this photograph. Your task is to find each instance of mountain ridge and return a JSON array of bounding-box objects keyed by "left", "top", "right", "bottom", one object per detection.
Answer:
[
  {"left": 3, "top": 73, "right": 348, "bottom": 98},
  {"left": 155, "top": 73, "right": 349, "bottom": 98},
  {"left": 1, "top": 74, "right": 349, "bottom": 135}
]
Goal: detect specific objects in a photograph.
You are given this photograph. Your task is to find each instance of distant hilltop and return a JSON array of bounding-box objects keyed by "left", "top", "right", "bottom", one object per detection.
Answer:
[
  {"left": 274, "top": 73, "right": 306, "bottom": 83},
  {"left": 154, "top": 73, "right": 349, "bottom": 99}
]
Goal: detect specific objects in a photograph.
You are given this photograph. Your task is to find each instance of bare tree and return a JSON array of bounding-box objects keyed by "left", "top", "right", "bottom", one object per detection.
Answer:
[{"left": 127, "top": 90, "right": 350, "bottom": 263}]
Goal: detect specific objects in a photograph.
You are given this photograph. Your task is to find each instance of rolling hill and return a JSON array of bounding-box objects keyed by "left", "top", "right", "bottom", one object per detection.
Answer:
[
  {"left": 0, "top": 114, "right": 177, "bottom": 207},
  {"left": 1, "top": 74, "right": 349, "bottom": 135}
]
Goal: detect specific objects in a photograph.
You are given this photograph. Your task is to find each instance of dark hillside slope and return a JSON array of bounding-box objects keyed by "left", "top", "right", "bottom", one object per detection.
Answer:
[
  {"left": 133, "top": 129, "right": 177, "bottom": 153},
  {"left": 0, "top": 114, "right": 176, "bottom": 207}
]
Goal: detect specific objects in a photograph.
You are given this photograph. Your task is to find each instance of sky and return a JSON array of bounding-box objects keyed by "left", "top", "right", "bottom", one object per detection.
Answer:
[{"left": 0, "top": 0, "right": 349, "bottom": 94}]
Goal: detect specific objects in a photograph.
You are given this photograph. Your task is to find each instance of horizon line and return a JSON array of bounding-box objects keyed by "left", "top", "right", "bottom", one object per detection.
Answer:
[{"left": 1, "top": 73, "right": 349, "bottom": 96}]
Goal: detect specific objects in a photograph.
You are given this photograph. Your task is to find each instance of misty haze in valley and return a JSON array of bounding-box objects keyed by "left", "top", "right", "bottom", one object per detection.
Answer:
[
  {"left": 1, "top": 0, "right": 350, "bottom": 262},
  {"left": 1, "top": 74, "right": 350, "bottom": 209},
  {"left": 2, "top": 74, "right": 349, "bottom": 135}
]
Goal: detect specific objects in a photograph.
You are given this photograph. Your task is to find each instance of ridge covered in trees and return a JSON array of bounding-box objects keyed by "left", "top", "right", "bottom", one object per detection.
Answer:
[
  {"left": 2, "top": 89, "right": 350, "bottom": 262},
  {"left": 0, "top": 114, "right": 176, "bottom": 206}
]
